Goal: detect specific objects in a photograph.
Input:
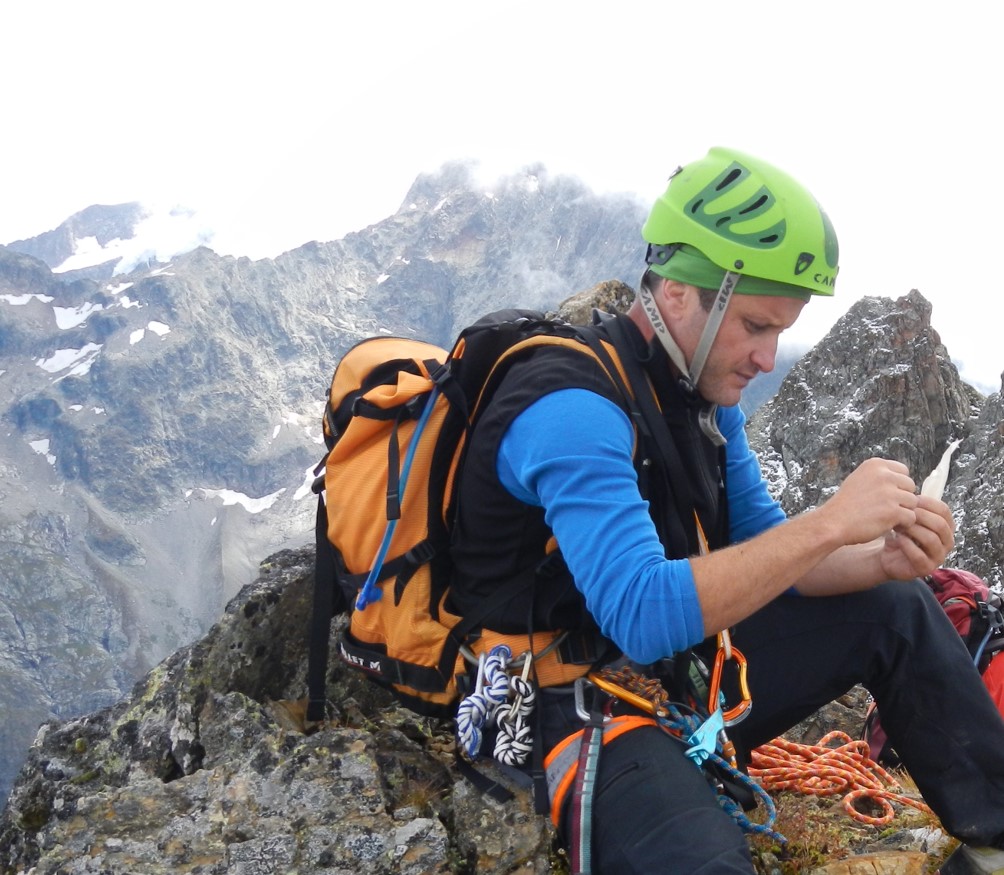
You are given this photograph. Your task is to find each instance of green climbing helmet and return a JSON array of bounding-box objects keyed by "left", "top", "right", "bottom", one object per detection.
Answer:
[{"left": 642, "top": 147, "right": 839, "bottom": 298}]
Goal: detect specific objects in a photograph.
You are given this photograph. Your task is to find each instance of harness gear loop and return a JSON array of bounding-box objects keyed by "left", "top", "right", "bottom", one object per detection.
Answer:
[{"left": 708, "top": 632, "right": 752, "bottom": 727}]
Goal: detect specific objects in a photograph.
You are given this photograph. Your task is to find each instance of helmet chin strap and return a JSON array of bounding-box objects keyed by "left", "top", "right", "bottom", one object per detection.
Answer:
[
  {"left": 688, "top": 270, "right": 740, "bottom": 389},
  {"left": 636, "top": 270, "right": 741, "bottom": 446},
  {"left": 635, "top": 276, "right": 690, "bottom": 377}
]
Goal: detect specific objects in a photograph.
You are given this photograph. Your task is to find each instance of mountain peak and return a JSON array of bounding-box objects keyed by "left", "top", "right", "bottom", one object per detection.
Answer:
[
  {"left": 7, "top": 203, "right": 145, "bottom": 269},
  {"left": 5, "top": 203, "right": 212, "bottom": 281}
]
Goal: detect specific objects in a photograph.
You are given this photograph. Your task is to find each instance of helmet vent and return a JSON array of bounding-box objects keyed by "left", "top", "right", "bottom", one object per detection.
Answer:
[
  {"left": 739, "top": 195, "right": 768, "bottom": 214},
  {"left": 717, "top": 168, "right": 742, "bottom": 190},
  {"left": 759, "top": 234, "right": 780, "bottom": 244},
  {"left": 715, "top": 217, "right": 732, "bottom": 228}
]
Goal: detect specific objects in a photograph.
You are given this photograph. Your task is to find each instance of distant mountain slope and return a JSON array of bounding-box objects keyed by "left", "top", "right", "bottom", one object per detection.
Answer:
[
  {"left": 6, "top": 203, "right": 146, "bottom": 273},
  {"left": 0, "top": 163, "right": 646, "bottom": 801}
]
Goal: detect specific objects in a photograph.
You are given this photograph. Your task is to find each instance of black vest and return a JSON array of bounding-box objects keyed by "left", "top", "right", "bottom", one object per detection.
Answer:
[{"left": 448, "top": 315, "right": 728, "bottom": 637}]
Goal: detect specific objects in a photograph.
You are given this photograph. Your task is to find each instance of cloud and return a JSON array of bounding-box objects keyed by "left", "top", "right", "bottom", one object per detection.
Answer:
[
  {"left": 49, "top": 206, "right": 216, "bottom": 275},
  {"left": 2, "top": 2, "right": 1002, "bottom": 390}
]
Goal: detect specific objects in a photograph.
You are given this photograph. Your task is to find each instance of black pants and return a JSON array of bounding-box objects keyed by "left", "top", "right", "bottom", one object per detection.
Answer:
[{"left": 540, "top": 579, "right": 1004, "bottom": 874}]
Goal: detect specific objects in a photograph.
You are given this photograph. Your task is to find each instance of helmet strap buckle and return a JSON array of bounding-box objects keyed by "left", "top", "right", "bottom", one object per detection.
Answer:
[{"left": 645, "top": 243, "right": 682, "bottom": 268}]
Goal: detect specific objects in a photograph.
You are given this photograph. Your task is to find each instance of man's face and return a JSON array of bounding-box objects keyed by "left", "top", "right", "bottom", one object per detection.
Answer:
[{"left": 662, "top": 281, "right": 806, "bottom": 407}]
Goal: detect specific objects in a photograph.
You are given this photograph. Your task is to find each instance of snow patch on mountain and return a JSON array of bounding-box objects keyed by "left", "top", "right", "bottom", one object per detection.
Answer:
[
  {"left": 36, "top": 342, "right": 103, "bottom": 377},
  {"left": 29, "top": 439, "right": 56, "bottom": 465},
  {"left": 0, "top": 292, "right": 54, "bottom": 305},
  {"left": 49, "top": 208, "right": 213, "bottom": 276},
  {"left": 188, "top": 487, "right": 286, "bottom": 515},
  {"left": 129, "top": 321, "right": 172, "bottom": 345},
  {"left": 54, "top": 301, "right": 104, "bottom": 328}
]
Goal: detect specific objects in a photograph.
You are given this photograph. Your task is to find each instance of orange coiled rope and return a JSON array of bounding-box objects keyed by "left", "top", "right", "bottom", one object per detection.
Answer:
[{"left": 749, "top": 731, "right": 934, "bottom": 826}]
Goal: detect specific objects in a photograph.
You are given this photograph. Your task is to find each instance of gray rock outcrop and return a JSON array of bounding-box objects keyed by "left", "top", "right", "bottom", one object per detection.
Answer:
[
  {"left": 747, "top": 289, "right": 1002, "bottom": 586},
  {"left": 0, "top": 547, "right": 554, "bottom": 875}
]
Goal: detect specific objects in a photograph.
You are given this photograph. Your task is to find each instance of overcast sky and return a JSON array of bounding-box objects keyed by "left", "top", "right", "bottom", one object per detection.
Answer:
[{"left": 3, "top": 1, "right": 1001, "bottom": 392}]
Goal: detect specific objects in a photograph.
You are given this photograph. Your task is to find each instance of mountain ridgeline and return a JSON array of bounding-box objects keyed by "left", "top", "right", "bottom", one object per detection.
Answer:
[
  {"left": 1, "top": 161, "right": 1002, "bottom": 826},
  {"left": 0, "top": 164, "right": 646, "bottom": 802}
]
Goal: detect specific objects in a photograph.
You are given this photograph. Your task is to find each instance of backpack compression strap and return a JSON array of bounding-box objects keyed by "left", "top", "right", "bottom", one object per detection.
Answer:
[{"left": 307, "top": 494, "right": 345, "bottom": 723}]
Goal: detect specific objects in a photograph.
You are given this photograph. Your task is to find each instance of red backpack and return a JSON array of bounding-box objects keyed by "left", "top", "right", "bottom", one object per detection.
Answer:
[{"left": 863, "top": 568, "right": 1004, "bottom": 765}]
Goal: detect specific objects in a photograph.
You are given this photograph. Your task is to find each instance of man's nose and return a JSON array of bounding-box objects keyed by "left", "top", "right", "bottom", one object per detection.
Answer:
[{"left": 751, "top": 341, "right": 777, "bottom": 374}]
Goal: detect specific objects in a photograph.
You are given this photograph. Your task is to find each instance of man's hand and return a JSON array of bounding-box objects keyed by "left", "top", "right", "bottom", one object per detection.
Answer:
[
  {"left": 693, "top": 458, "right": 956, "bottom": 628},
  {"left": 820, "top": 458, "right": 920, "bottom": 546},
  {"left": 879, "top": 495, "right": 956, "bottom": 580}
]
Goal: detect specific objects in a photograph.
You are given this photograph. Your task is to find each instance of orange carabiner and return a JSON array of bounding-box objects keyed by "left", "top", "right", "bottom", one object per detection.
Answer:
[{"left": 707, "top": 635, "right": 752, "bottom": 726}]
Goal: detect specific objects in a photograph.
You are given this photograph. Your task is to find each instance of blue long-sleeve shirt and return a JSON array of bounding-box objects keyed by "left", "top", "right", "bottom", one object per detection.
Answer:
[{"left": 496, "top": 388, "right": 786, "bottom": 664}]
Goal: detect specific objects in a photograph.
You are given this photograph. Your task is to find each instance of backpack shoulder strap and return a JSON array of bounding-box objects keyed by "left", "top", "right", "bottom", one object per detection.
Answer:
[{"left": 588, "top": 316, "right": 700, "bottom": 557}]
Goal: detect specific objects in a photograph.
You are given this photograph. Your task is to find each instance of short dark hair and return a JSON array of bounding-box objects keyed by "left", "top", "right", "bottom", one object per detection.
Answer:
[
  {"left": 644, "top": 270, "right": 717, "bottom": 313},
  {"left": 696, "top": 288, "right": 717, "bottom": 312}
]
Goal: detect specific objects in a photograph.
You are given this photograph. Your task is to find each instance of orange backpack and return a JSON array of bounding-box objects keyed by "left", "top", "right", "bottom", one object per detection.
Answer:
[{"left": 305, "top": 310, "right": 632, "bottom": 721}]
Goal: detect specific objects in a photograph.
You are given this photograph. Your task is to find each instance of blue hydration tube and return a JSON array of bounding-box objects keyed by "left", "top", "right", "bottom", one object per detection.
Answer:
[{"left": 355, "top": 386, "right": 441, "bottom": 611}]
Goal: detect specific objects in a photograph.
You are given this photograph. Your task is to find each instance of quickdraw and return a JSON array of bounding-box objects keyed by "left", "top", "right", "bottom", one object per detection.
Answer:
[
  {"left": 749, "top": 731, "right": 934, "bottom": 827},
  {"left": 694, "top": 517, "right": 752, "bottom": 726}
]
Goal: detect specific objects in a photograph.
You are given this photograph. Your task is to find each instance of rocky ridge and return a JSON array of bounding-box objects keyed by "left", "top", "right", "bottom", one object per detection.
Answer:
[
  {"left": 1, "top": 285, "right": 1002, "bottom": 874},
  {"left": 746, "top": 289, "right": 1002, "bottom": 587}
]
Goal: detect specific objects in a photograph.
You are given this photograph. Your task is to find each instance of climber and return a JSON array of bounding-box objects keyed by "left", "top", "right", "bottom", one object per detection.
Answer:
[{"left": 448, "top": 147, "right": 1004, "bottom": 873}]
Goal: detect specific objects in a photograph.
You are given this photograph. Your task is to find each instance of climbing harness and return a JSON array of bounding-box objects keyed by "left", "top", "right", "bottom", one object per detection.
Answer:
[
  {"left": 544, "top": 664, "right": 785, "bottom": 875},
  {"left": 749, "top": 731, "right": 934, "bottom": 827},
  {"left": 591, "top": 665, "right": 778, "bottom": 834},
  {"left": 532, "top": 549, "right": 766, "bottom": 875}
]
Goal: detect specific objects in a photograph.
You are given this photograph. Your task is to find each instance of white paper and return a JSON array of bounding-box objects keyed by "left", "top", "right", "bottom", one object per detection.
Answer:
[{"left": 920, "top": 439, "right": 962, "bottom": 500}]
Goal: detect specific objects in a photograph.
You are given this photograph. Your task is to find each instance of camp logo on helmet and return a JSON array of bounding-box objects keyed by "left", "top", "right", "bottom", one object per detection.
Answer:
[
  {"left": 794, "top": 252, "right": 815, "bottom": 276},
  {"left": 796, "top": 250, "right": 838, "bottom": 289}
]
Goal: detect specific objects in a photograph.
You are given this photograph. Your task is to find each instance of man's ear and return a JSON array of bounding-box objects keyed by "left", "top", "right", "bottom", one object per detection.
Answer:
[{"left": 654, "top": 278, "right": 692, "bottom": 319}]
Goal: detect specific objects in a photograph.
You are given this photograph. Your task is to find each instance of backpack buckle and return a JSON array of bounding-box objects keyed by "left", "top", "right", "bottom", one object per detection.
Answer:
[
  {"left": 557, "top": 631, "right": 604, "bottom": 666},
  {"left": 404, "top": 540, "right": 436, "bottom": 566}
]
